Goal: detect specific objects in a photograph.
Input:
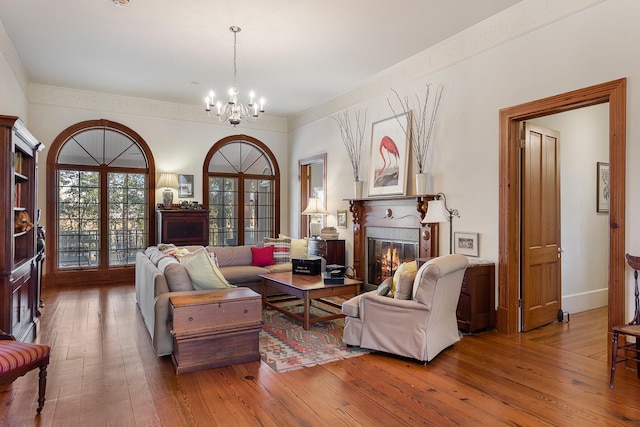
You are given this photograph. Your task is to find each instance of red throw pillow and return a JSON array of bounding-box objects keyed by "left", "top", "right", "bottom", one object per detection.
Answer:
[{"left": 251, "top": 245, "right": 275, "bottom": 267}]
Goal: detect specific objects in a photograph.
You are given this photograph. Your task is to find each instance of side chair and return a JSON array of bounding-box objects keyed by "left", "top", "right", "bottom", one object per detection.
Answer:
[
  {"left": 0, "top": 330, "right": 51, "bottom": 413},
  {"left": 609, "top": 253, "right": 640, "bottom": 388}
]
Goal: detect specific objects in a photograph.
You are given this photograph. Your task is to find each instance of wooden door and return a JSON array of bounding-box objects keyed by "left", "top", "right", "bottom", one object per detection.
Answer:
[{"left": 521, "top": 122, "right": 561, "bottom": 331}]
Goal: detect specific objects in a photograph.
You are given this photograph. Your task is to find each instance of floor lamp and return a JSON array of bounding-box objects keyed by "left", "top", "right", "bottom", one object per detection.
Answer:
[
  {"left": 421, "top": 192, "right": 459, "bottom": 255},
  {"left": 301, "top": 197, "right": 329, "bottom": 238}
]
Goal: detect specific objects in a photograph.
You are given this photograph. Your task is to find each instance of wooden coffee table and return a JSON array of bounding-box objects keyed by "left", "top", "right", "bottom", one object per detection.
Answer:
[{"left": 259, "top": 272, "right": 362, "bottom": 330}]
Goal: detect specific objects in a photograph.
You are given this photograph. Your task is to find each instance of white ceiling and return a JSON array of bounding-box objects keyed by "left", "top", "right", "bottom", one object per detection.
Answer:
[{"left": 0, "top": 0, "right": 523, "bottom": 118}]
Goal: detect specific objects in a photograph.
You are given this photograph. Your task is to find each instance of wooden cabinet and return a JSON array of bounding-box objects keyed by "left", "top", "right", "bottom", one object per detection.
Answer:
[
  {"left": 169, "top": 288, "right": 262, "bottom": 374},
  {"left": 308, "top": 239, "right": 345, "bottom": 266},
  {"left": 156, "top": 209, "right": 209, "bottom": 246},
  {"left": 0, "top": 116, "right": 43, "bottom": 342},
  {"left": 457, "top": 261, "right": 496, "bottom": 333}
]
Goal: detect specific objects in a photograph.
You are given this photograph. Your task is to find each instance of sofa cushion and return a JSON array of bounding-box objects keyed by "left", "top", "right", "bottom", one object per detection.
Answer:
[
  {"left": 164, "top": 263, "right": 193, "bottom": 292},
  {"left": 394, "top": 271, "right": 417, "bottom": 300},
  {"left": 263, "top": 263, "right": 292, "bottom": 273},
  {"left": 263, "top": 237, "right": 291, "bottom": 264},
  {"left": 212, "top": 246, "right": 253, "bottom": 267},
  {"left": 178, "top": 247, "right": 233, "bottom": 290},
  {"left": 390, "top": 261, "right": 417, "bottom": 297},
  {"left": 219, "top": 265, "right": 269, "bottom": 284},
  {"left": 251, "top": 245, "right": 275, "bottom": 267}
]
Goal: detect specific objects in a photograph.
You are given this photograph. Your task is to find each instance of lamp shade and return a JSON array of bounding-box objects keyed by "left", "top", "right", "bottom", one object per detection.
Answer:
[
  {"left": 301, "top": 197, "right": 329, "bottom": 215},
  {"left": 422, "top": 199, "right": 448, "bottom": 224},
  {"left": 157, "top": 173, "right": 179, "bottom": 189}
]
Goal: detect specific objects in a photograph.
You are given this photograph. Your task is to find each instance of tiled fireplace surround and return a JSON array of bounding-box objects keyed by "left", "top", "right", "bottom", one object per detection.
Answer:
[{"left": 347, "top": 195, "right": 440, "bottom": 292}]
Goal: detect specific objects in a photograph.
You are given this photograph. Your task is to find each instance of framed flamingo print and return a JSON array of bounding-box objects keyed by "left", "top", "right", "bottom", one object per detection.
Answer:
[{"left": 367, "top": 112, "right": 410, "bottom": 196}]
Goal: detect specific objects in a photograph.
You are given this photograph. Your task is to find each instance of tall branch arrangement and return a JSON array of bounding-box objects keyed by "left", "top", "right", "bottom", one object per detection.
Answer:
[
  {"left": 388, "top": 83, "right": 444, "bottom": 174},
  {"left": 332, "top": 109, "right": 368, "bottom": 181}
]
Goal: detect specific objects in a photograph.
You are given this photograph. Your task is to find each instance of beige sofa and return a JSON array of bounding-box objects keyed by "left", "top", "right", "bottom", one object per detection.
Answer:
[
  {"left": 135, "top": 244, "right": 292, "bottom": 356},
  {"left": 342, "top": 254, "right": 469, "bottom": 363}
]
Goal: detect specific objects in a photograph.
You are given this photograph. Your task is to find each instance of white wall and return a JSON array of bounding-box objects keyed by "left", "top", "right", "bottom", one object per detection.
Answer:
[
  {"left": 531, "top": 104, "right": 610, "bottom": 313},
  {"left": 288, "top": 0, "right": 640, "bottom": 317},
  {"left": 2, "top": 0, "right": 639, "bottom": 318},
  {"left": 0, "top": 21, "right": 28, "bottom": 118}
]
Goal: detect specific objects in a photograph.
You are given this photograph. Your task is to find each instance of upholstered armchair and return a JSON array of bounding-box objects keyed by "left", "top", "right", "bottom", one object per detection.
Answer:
[{"left": 342, "top": 254, "right": 469, "bottom": 363}]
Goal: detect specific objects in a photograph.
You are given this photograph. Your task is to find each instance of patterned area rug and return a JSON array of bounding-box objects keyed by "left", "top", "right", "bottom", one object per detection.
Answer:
[{"left": 259, "top": 301, "right": 369, "bottom": 373}]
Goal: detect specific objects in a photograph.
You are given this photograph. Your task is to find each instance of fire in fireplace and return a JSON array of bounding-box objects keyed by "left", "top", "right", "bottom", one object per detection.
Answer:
[{"left": 368, "top": 238, "right": 418, "bottom": 286}]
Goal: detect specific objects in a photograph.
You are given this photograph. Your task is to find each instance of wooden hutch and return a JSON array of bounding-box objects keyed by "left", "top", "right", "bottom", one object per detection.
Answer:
[{"left": 0, "top": 116, "right": 43, "bottom": 342}]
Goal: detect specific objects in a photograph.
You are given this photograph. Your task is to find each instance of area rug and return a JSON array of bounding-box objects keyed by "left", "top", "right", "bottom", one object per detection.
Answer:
[{"left": 259, "top": 301, "right": 370, "bottom": 373}]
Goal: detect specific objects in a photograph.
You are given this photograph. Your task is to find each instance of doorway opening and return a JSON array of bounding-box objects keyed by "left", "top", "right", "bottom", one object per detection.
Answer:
[{"left": 498, "top": 78, "right": 626, "bottom": 334}]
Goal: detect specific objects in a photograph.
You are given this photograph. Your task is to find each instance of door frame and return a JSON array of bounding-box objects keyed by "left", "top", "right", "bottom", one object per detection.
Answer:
[
  {"left": 298, "top": 153, "right": 327, "bottom": 238},
  {"left": 498, "top": 78, "right": 626, "bottom": 334}
]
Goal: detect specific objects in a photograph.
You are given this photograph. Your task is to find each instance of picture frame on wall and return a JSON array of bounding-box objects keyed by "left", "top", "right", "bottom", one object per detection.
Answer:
[
  {"left": 367, "top": 112, "right": 410, "bottom": 197},
  {"left": 337, "top": 210, "right": 347, "bottom": 228},
  {"left": 454, "top": 232, "right": 479, "bottom": 257},
  {"left": 178, "top": 174, "right": 194, "bottom": 198},
  {"left": 596, "top": 162, "right": 609, "bottom": 213}
]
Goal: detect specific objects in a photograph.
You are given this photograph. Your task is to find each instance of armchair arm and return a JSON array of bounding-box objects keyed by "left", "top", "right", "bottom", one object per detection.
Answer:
[{"left": 361, "top": 292, "right": 430, "bottom": 311}]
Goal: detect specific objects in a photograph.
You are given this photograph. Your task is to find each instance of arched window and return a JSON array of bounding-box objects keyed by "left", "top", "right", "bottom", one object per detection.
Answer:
[
  {"left": 203, "top": 135, "right": 280, "bottom": 246},
  {"left": 46, "top": 120, "right": 155, "bottom": 287}
]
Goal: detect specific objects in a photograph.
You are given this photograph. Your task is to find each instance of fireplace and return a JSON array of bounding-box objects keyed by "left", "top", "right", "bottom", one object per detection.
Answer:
[
  {"left": 347, "top": 195, "right": 440, "bottom": 291},
  {"left": 367, "top": 237, "right": 418, "bottom": 286}
]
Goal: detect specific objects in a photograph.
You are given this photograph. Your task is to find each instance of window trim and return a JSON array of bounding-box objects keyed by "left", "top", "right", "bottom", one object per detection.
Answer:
[
  {"left": 202, "top": 135, "right": 280, "bottom": 245},
  {"left": 45, "top": 119, "right": 156, "bottom": 287}
]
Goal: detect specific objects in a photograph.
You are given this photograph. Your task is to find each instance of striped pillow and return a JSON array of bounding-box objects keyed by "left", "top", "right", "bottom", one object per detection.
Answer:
[{"left": 264, "top": 237, "right": 291, "bottom": 264}]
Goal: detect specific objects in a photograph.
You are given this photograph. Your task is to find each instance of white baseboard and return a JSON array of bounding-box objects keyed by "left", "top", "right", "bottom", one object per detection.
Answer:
[{"left": 562, "top": 288, "right": 608, "bottom": 314}]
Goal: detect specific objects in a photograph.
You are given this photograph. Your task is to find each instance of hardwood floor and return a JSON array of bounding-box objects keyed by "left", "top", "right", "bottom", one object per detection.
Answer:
[{"left": 1, "top": 284, "right": 639, "bottom": 426}]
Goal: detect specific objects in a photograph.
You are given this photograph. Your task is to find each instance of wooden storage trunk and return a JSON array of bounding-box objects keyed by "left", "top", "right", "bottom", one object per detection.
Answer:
[{"left": 169, "top": 288, "right": 262, "bottom": 374}]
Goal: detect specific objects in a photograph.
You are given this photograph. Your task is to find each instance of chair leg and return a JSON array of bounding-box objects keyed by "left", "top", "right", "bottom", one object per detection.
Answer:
[
  {"left": 610, "top": 330, "right": 619, "bottom": 388},
  {"left": 36, "top": 362, "right": 47, "bottom": 414}
]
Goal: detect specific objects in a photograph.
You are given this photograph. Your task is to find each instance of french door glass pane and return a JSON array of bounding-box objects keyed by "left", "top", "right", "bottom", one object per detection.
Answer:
[
  {"left": 57, "top": 170, "right": 100, "bottom": 269},
  {"left": 108, "top": 173, "right": 147, "bottom": 266},
  {"left": 209, "top": 176, "right": 238, "bottom": 246},
  {"left": 244, "top": 178, "right": 273, "bottom": 244}
]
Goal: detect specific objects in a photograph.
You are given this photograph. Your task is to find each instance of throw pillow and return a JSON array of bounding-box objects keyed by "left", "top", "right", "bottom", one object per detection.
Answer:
[
  {"left": 263, "top": 237, "right": 291, "bottom": 264},
  {"left": 251, "top": 245, "right": 275, "bottom": 267},
  {"left": 394, "top": 271, "right": 417, "bottom": 300},
  {"left": 390, "top": 260, "right": 418, "bottom": 297},
  {"left": 376, "top": 277, "right": 392, "bottom": 297},
  {"left": 164, "top": 263, "right": 193, "bottom": 292},
  {"left": 178, "top": 247, "right": 233, "bottom": 290},
  {"left": 279, "top": 234, "right": 309, "bottom": 259}
]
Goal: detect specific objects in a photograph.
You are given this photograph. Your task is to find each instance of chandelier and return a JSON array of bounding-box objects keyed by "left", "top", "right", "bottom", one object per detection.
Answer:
[{"left": 204, "top": 26, "right": 265, "bottom": 127}]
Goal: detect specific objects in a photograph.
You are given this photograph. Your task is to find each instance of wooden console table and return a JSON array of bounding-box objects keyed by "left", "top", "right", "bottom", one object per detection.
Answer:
[{"left": 417, "top": 258, "right": 496, "bottom": 333}]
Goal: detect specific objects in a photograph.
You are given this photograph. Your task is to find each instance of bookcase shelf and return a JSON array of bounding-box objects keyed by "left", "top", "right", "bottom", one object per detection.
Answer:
[{"left": 1, "top": 115, "right": 43, "bottom": 342}]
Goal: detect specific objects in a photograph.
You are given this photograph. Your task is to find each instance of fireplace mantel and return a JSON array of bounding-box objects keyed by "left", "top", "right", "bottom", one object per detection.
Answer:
[{"left": 345, "top": 194, "right": 440, "bottom": 283}]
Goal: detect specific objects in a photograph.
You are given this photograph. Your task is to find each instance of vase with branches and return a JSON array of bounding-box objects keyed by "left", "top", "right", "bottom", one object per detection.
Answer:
[
  {"left": 388, "top": 83, "right": 443, "bottom": 194},
  {"left": 332, "top": 108, "right": 368, "bottom": 197}
]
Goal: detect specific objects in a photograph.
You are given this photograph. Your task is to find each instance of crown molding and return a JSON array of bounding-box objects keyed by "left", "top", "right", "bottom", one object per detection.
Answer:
[
  {"left": 288, "top": 0, "right": 605, "bottom": 130},
  {"left": 28, "top": 84, "right": 288, "bottom": 133},
  {"left": 0, "top": 20, "right": 29, "bottom": 97}
]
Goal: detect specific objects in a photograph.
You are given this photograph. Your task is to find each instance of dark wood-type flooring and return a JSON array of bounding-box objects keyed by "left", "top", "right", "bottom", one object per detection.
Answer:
[{"left": 1, "top": 284, "right": 639, "bottom": 426}]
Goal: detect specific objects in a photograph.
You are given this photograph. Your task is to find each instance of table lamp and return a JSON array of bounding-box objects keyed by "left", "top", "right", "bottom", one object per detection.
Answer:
[{"left": 301, "top": 197, "right": 329, "bottom": 238}]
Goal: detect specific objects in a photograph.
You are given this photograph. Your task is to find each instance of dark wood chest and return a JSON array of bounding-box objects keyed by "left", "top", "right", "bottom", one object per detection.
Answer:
[{"left": 169, "top": 288, "right": 262, "bottom": 374}]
